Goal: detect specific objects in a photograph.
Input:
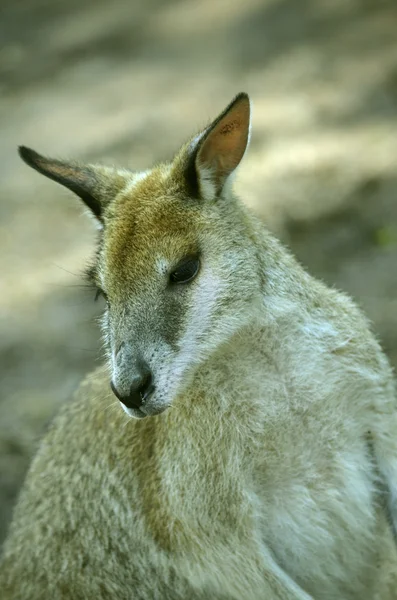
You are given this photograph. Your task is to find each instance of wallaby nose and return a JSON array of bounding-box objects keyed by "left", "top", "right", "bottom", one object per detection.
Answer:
[{"left": 110, "top": 363, "right": 154, "bottom": 410}]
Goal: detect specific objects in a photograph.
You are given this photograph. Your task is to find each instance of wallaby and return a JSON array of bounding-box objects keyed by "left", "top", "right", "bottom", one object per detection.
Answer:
[{"left": 1, "top": 93, "right": 397, "bottom": 600}]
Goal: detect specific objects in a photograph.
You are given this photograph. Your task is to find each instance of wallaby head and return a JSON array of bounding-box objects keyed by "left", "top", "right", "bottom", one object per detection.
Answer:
[{"left": 19, "top": 93, "right": 263, "bottom": 418}]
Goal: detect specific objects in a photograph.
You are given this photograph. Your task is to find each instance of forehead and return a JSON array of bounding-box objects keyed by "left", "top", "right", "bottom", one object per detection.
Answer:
[{"left": 101, "top": 166, "right": 201, "bottom": 284}]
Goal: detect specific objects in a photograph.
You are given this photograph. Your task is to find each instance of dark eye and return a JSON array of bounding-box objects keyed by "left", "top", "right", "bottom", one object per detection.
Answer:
[
  {"left": 94, "top": 288, "right": 108, "bottom": 303},
  {"left": 169, "top": 257, "right": 200, "bottom": 284}
]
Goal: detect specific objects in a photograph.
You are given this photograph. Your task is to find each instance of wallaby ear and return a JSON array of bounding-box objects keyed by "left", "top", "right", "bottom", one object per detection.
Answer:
[
  {"left": 18, "top": 146, "right": 126, "bottom": 221},
  {"left": 190, "top": 93, "right": 251, "bottom": 200}
]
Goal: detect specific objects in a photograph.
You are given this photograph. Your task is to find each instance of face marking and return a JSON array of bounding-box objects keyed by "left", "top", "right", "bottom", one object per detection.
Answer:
[{"left": 172, "top": 267, "right": 223, "bottom": 370}]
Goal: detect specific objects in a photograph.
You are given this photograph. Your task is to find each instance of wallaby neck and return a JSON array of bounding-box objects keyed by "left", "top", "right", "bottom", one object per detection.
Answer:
[{"left": 136, "top": 327, "right": 268, "bottom": 552}]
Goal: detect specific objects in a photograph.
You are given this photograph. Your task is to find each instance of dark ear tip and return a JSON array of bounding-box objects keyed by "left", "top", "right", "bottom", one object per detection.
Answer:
[
  {"left": 18, "top": 145, "right": 32, "bottom": 159},
  {"left": 227, "top": 93, "right": 250, "bottom": 117},
  {"left": 18, "top": 145, "right": 42, "bottom": 167},
  {"left": 233, "top": 92, "right": 250, "bottom": 105}
]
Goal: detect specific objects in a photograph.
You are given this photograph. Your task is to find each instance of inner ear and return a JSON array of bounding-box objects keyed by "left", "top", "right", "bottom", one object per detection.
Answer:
[{"left": 194, "top": 93, "right": 251, "bottom": 199}]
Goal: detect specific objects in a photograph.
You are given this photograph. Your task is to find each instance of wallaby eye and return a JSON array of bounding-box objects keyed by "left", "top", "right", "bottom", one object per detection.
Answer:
[{"left": 169, "top": 257, "right": 200, "bottom": 284}]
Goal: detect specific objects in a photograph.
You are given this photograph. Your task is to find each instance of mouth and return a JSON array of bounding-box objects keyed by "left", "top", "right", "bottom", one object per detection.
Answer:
[
  {"left": 120, "top": 403, "right": 147, "bottom": 419},
  {"left": 119, "top": 401, "right": 169, "bottom": 419}
]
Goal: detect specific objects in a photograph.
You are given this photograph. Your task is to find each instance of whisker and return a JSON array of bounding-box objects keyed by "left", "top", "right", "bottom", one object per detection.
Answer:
[
  {"left": 51, "top": 264, "right": 82, "bottom": 278},
  {"left": 122, "top": 416, "right": 133, "bottom": 431},
  {"left": 103, "top": 400, "right": 120, "bottom": 414}
]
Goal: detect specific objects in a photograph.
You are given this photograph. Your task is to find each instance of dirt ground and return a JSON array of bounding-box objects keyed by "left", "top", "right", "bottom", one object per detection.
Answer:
[{"left": 1, "top": 0, "right": 397, "bottom": 545}]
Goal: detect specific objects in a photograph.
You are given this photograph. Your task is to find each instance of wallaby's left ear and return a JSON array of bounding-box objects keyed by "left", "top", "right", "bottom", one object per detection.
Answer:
[
  {"left": 18, "top": 146, "right": 127, "bottom": 222},
  {"left": 189, "top": 92, "right": 251, "bottom": 200}
]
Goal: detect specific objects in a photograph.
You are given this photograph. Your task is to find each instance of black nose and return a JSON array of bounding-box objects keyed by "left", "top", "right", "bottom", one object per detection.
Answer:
[{"left": 111, "top": 364, "right": 154, "bottom": 410}]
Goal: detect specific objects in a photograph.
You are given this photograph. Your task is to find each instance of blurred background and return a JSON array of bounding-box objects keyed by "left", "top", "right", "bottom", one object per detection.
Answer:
[{"left": 1, "top": 0, "right": 397, "bottom": 546}]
